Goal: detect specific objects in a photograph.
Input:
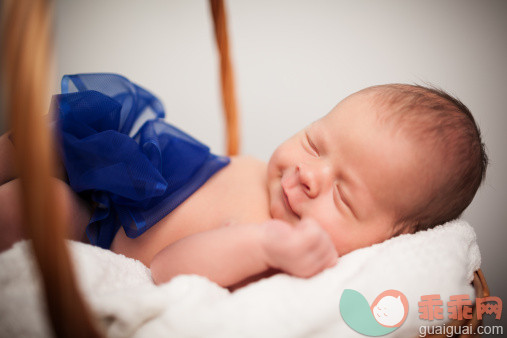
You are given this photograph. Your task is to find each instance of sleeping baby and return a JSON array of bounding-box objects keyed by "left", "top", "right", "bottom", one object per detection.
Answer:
[{"left": 0, "top": 73, "right": 487, "bottom": 290}]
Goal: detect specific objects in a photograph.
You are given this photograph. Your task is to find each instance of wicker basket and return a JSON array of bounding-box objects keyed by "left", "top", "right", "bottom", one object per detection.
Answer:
[
  {"left": 2, "top": 1, "right": 490, "bottom": 337},
  {"left": 421, "top": 269, "right": 488, "bottom": 338}
]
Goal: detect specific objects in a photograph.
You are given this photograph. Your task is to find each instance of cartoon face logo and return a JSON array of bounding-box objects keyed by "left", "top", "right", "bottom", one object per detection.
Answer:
[
  {"left": 340, "top": 289, "right": 409, "bottom": 336},
  {"left": 370, "top": 290, "right": 409, "bottom": 327}
]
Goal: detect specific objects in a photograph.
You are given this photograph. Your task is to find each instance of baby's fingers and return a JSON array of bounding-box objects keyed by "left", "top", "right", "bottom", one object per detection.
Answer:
[
  {"left": 291, "top": 221, "right": 338, "bottom": 277},
  {"left": 292, "top": 246, "right": 337, "bottom": 278},
  {"left": 312, "top": 237, "right": 338, "bottom": 270},
  {"left": 296, "top": 219, "right": 333, "bottom": 248},
  {"left": 323, "top": 246, "right": 339, "bottom": 268}
]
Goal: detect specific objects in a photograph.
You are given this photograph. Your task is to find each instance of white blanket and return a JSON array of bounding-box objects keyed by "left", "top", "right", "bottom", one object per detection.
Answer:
[{"left": 0, "top": 219, "right": 480, "bottom": 337}]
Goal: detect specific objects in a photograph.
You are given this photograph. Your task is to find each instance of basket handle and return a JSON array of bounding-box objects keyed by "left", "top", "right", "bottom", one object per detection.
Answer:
[{"left": 210, "top": 0, "right": 240, "bottom": 156}]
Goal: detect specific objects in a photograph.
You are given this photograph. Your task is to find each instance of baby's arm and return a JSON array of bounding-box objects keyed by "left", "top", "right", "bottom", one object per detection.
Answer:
[{"left": 150, "top": 219, "right": 338, "bottom": 288}]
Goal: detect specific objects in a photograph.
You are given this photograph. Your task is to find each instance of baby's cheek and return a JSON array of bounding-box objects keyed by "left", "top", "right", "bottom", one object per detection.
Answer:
[
  {"left": 266, "top": 161, "right": 282, "bottom": 183},
  {"left": 322, "top": 226, "right": 345, "bottom": 254},
  {"left": 222, "top": 219, "right": 237, "bottom": 227},
  {"left": 269, "top": 144, "right": 293, "bottom": 170}
]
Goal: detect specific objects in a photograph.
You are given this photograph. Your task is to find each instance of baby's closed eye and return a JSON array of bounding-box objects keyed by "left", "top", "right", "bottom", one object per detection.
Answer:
[{"left": 304, "top": 131, "right": 319, "bottom": 157}]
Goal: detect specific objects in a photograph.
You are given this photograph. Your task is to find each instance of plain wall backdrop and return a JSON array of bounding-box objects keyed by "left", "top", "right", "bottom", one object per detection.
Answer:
[{"left": 54, "top": 0, "right": 506, "bottom": 331}]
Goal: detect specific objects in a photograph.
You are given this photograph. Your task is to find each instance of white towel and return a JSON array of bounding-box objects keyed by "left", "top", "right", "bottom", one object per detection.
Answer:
[{"left": 0, "top": 219, "right": 480, "bottom": 337}]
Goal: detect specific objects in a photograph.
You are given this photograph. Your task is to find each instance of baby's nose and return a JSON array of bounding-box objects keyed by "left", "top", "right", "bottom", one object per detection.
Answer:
[{"left": 296, "top": 162, "right": 332, "bottom": 198}]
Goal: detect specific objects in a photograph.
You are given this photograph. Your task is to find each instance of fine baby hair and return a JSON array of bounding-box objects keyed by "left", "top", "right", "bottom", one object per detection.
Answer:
[{"left": 360, "top": 84, "right": 488, "bottom": 234}]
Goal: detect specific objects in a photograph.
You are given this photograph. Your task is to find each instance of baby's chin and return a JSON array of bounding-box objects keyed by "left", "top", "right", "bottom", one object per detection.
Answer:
[
  {"left": 268, "top": 197, "right": 284, "bottom": 220},
  {"left": 269, "top": 198, "right": 299, "bottom": 225}
]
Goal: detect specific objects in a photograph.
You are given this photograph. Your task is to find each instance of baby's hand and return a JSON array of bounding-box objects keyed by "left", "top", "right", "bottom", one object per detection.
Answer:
[{"left": 261, "top": 218, "right": 338, "bottom": 278}]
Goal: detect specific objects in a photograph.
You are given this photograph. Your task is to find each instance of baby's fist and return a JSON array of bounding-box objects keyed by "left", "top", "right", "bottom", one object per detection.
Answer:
[{"left": 262, "top": 218, "right": 338, "bottom": 278}]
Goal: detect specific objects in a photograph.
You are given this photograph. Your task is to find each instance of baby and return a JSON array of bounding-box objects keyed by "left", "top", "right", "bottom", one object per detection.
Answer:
[{"left": 0, "top": 75, "right": 487, "bottom": 290}]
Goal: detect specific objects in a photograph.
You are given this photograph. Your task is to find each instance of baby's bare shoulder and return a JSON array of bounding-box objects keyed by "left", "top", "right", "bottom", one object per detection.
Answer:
[
  {"left": 201, "top": 155, "right": 267, "bottom": 198},
  {"left": 205, "top": 155, "right": 270, "bottom": 223},
  {"left": 227, "top": 155, "right": 266, "bottom": 176}
]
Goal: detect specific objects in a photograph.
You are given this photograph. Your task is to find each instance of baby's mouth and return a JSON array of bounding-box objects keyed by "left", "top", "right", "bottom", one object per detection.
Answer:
[{"left": 281, "top": 179, "right": 299, "bottom": 219}]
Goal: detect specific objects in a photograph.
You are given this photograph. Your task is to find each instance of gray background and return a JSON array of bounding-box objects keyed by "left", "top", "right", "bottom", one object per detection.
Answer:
[{"left": 52, "top": 0, "right": 506, "bottom": 333}]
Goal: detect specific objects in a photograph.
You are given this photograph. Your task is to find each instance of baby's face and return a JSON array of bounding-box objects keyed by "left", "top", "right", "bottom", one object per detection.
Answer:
[{"left": 267, "top": 92, "right": 427, "bottom": 256}]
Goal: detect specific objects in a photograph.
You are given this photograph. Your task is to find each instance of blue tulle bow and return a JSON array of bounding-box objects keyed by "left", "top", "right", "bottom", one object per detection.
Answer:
[{"left": 54, "top": 73, "right": 229, "bottom": 249}]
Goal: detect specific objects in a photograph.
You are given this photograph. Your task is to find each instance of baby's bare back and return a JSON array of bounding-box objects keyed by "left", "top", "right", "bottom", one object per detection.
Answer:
[{"left": 110, "top": 156, "right": 271, "bottom": 266}]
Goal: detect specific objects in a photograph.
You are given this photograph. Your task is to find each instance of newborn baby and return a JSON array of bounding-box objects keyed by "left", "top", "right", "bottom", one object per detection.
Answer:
[
  {"left": 0, "top": 75, "right": 487, "bottom": 290},
  {"left": 145, "top": 83, "right": 487, "bottom": 288}
]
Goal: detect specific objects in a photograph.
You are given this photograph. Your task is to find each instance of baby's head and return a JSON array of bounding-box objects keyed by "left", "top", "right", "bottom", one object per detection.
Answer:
[{"left": 267, "top": 84, "right": 487, "bottom": 256}]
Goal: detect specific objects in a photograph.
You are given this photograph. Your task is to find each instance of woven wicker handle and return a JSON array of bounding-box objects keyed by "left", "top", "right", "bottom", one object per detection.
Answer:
[
  {"left": 210, "top": 0, "right": 240, "bottom": 156},
  {"left": 1, "top": 0, "right": 101, "bottom": 336}
]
